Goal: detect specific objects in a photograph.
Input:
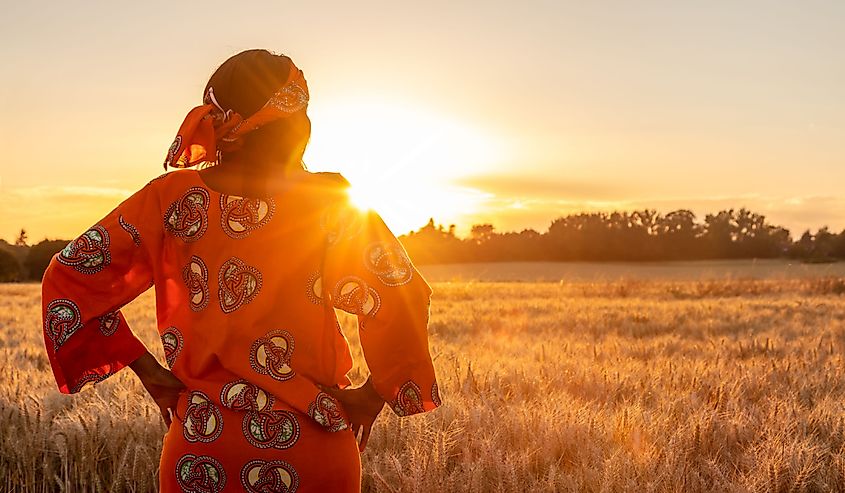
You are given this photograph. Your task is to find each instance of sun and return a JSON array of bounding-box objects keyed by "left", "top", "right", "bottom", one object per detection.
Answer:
[
  {"left": 304, "top": 97, "right": 507, "bottom": 236},
  {"left": 346, "top": 184, "right": 376, "bottom": 211}
]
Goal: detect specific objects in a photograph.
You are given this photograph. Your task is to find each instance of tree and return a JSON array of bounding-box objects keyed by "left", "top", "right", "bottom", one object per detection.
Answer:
[
  {"left": 470, "top": 224, "right": 495, "bottom": 244},
  {"left": 0, "top": 249, "right": 21, "bottom": 282},
  {"left": 15, "top": 229, "right": 27, "bottom": 247},
  {"left": 25, "top": 239, "right": 69, "bottom": 281}
]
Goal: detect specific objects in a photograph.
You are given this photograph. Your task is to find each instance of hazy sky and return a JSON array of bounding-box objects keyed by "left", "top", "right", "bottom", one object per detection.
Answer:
[{"left": 1, "top": 1, "right": 843, "bottom": 242}]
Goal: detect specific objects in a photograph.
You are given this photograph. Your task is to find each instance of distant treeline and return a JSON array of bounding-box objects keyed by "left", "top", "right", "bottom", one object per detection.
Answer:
[
  {"left": 399, "top": 208, "right": 845, "bottom": 265},
  {"left": 1, "top": 207, "right": 843, "bottom": 282}
]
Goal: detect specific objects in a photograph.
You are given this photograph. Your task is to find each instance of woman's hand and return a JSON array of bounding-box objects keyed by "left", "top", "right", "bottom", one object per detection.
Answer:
[
  {"left": 319, "top": 377, "right": 385, "bottom": 452},
  {"left": 129, "top": 351, "right": 186, "bottom": 428}
]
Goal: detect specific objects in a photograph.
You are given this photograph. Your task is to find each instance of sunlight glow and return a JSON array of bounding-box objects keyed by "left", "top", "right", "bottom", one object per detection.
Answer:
[{"left": 305, "top": 97, "right": 509, "bottom": 235}]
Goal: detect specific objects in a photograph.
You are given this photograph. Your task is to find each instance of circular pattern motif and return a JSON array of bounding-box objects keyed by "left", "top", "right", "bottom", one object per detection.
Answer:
[
  {"left": 220, "top": 380, "right": 275, "bottom": 412},
  {"left": 241, "top": 459, "right": 300, "bottom": 493},
  {"left": 97, "top": 310, "right": 121, "bottom": 336},
  {"left": 304, "top": 271, "right": 323, "bottom": 305},
  {"left": 363, "top": 241, "right": 414, "bottom": 286},
  {"left": 57, "top": 225, "right": 111, "bottom": 275},
  {"left": 176, "top": 454, "right": 226, "bottom": 493},
  {"left": 118, "top": 215, "right": 142, "bottom": 246},
  {"left": 242, "top": 410, "right": 300, "bottom": 450},
  {"left": 332, "top": 276, "right": 381, "bottom": 319},
  {"left": 392, "top": 380, "right": 425, "bottom": 417},
  {"left": 164, "top": 187, "right": 210, "bottom": 242},
  {"left": 184, "top": 391, "right": 224, "bottom": 443},
  {"left": 249, "top": 330, "right": 295, "bottom": 382},
  {"left": 220, "top": 195, "right": 275, "bottom": 239},
  {"left": 182, "top": 256, "right": 210, "bottom": 311},
  {"left": 45, "top": 299, "right": 83, "bottom": 351},
  {"left": 218, "top": 257, "right": 262, "bottom": 314},
  {"left": 307, "top": 392, "right": 349, "bottom": 432},
  {"left": 432, "top": 381, "right": 442, "bottom": 407},
  {"left": 164, "top": 135, "right": 182, "bottom": 168},
  {"left": 69, "top": 369, "right": 111, "bottom": 393},
  {"left": 161, "top": 327, "right": 184, "bottom": 369}
]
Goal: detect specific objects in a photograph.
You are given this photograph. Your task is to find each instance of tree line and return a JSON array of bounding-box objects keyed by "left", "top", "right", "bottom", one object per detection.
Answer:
[
  {"left": 1, "top": 207, "right": 843, "bottom": 282},
  {"left": 399, "top": 208, "right": 843, "bottom": 265}
]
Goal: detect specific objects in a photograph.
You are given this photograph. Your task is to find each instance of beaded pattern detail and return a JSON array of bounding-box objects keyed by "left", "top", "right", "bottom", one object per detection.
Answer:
[
  {"left": 118, "top": 215, "right": 142, "bottom": 246},
  {"left": 267, "top": 80, "right": 309, "bottom": 113}
]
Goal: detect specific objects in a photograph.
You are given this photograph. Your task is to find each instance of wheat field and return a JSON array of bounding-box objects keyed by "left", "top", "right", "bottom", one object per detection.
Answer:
[{"left": 4, "top": 277, "right": 845, "bottom": 492}]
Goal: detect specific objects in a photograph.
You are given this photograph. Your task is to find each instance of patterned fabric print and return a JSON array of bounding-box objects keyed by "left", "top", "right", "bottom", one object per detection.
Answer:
[
  {"left": 218, "top": 257, "right": 262, "bottom": 314},
  {"left": 220, "top": 380, "right": 275, "bottom": 412},
  {"left": 307, "top": 392, "right": 349, "bottom": 432},
  {"left": 183, "top": 391, "right": 224, "bottom": 443},
  {"left": 97, "top": 310, "right": 120, "bottom": 336},
  {"left": 164, "top": 187, "right": 210, "bottom": 242},
  {"left": 268, "top": 79, "right": 309, "bottom": 113},
  {"left": 319, "top": 202, "right": 365, "bottom": 245},
  {"left": 57, "top": 225, "right": 111, "bottom": 275},
  {"left": 249, "top": 330, "right": 295, "bottom": 382},
  {"left": 44, "top": 299, "right": 83, "bottom": 351},
  {"left": 242, "top": 409, "right": 300, "bottom": 450},
  {"left": 332, "top": 276, "right": 381, "bottom": 320},
  {"left": 305, "top": 271, "right": 323, "bottom": 305},
  {"left": 391, "top": 380, "right": 426, "bottom": 417},
  {"left": 164, "top": 135, "right": 182, "bottom": 168},
  {"left": 182, "top": 256, "right": 210, "bottom": 311},
  {"left": 161, "top": 327, "right": 184, "bottom": 369},
  {"left": 363, "top": 241, "right": 414, "bottom": 286},
  {"left": 175, "top": 454, "right": 226, "bottom": 493},
  {"left": 220, "top": 195, "right": 275, "bottom": 239},
  {"left": 118, "top": 215, "right": 142, "bottom": 246},
  {"left": 241, "top": 459, "right": 300, "bottom": 493},
  {"left": 432, "top": 381, "right": 442, "bottom": 407},
  {"left": 69, "top": 369, "right": 112, "bottom": 393}
]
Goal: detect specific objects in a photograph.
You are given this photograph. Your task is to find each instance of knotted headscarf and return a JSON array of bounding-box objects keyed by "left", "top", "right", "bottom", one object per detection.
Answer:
[{"left": 163, "top": 59, "right": 309, "bottom": 169}]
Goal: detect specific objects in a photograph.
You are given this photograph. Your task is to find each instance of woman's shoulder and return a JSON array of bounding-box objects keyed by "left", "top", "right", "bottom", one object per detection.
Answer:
[
  {"left": 147, "top": 169, "right": 197, "bottom": 186},
  {"left": 297, "top": 171, "right": 352, "bottom": 202},
  {"left": 308, "top": 171, "right": 350, "bottom": 188}
]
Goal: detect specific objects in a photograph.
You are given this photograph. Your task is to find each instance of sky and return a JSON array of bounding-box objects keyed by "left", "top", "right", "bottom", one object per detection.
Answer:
[{"left": 1, "top": 0, "right": 843, "bottom": 242}]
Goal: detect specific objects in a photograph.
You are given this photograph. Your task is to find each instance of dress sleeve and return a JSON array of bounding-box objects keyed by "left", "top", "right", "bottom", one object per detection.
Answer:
[
  {"left": 41, "top": 180, "right": 163, "bottom": 394},
  {"left": 321, "top": 180, "right": 442, "bottom": 417}
]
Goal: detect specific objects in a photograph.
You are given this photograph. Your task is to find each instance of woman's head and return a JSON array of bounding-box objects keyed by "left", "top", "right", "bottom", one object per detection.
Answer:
[{"left": 204, "top": 49, "right": 311, "bottom": 170}]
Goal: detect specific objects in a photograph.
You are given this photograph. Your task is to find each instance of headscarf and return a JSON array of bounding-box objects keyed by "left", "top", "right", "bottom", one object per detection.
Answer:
[{"left": 163, "top": 59, "right": 309, "bottom": 169}]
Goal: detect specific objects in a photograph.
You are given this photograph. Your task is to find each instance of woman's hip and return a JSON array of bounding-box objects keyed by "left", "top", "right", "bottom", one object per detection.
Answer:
[{"left": 159, "top": 392, "right": 361, "bottom": 492}]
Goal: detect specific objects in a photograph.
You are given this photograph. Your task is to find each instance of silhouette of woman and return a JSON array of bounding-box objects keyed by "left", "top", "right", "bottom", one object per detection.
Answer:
[{"left": 41, "top": 49, "right": 442, "bottom": 492}]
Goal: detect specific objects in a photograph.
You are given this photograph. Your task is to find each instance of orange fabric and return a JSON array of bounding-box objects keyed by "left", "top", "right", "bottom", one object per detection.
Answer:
[
  {"left": 41, "top": 169, "right": 441, "bottom": 492},
  {"left": 163, "top": 62, "right": 309, "bottom": 169}
]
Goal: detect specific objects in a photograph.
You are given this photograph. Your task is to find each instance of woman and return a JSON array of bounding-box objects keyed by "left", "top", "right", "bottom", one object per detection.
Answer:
[{"left": 41, "top": 49, "right": 441, "bottom": 492}]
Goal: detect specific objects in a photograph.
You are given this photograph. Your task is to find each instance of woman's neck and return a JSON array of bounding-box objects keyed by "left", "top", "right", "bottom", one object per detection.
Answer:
[{"left": 197, "top": 157, "right": 308, "bottom": 197}]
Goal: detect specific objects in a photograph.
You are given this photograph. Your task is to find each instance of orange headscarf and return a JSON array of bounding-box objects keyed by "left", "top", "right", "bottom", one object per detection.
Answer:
[{"left": 164, "top": 60, "right": 309, "bottom": 169}]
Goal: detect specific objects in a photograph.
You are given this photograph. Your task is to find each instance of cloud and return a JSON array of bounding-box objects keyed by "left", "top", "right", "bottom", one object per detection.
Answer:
[
  {"left": 0, "top": 185, "right": 134, "bottom": 242},
  {"left": 16, "top": 185, "right": 135, "bottom": 200},
  {"left": 452, "top": 173, "right": 625, "bottom": 200},
  {"left": 451, "top": 177, "right": 845, "bottom": 238}
]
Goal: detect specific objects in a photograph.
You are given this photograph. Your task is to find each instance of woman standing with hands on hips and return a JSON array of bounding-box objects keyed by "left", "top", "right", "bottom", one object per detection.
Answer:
[{"left": 41, "top": 48, "right": 442, "bottom": 492}]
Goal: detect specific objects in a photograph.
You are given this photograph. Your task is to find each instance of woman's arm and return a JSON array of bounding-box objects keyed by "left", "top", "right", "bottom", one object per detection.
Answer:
[
  {"left": 319, "top": 377, "right": 384, "bottom": 451},
  {"left": 318, "top": 176, "right": 442, "bottom": 449},
  {"left": 129, "top": 351, "right": 186, "bottom": 427},
  {"left": 42, "top": 178, "right": 167, "bottom": 397}
]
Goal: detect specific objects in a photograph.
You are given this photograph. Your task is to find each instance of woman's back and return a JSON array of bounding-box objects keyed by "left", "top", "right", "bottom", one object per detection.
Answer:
[{"left": 41, "top": 50, "right": 442, "bottom": 491}]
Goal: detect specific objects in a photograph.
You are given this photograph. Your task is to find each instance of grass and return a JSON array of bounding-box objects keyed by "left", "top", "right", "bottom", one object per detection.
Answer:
[{"left": 3, "top": 277, "right": 845, "bottom": 492}]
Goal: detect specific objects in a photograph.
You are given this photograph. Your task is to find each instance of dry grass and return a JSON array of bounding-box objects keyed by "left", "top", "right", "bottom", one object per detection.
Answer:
[{"left": 3, "top": 277, "right": 845, "bottom": 492}]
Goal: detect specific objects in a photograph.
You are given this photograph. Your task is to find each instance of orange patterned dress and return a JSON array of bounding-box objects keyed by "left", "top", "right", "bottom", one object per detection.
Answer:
[{"left": 41, "top": 168, "right": 442, "bottom": 492}]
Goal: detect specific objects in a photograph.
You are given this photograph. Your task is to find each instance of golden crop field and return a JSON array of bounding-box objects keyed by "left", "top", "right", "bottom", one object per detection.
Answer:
[{"left": 4, "top": 277, "right": 845, "bottom": 492}]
